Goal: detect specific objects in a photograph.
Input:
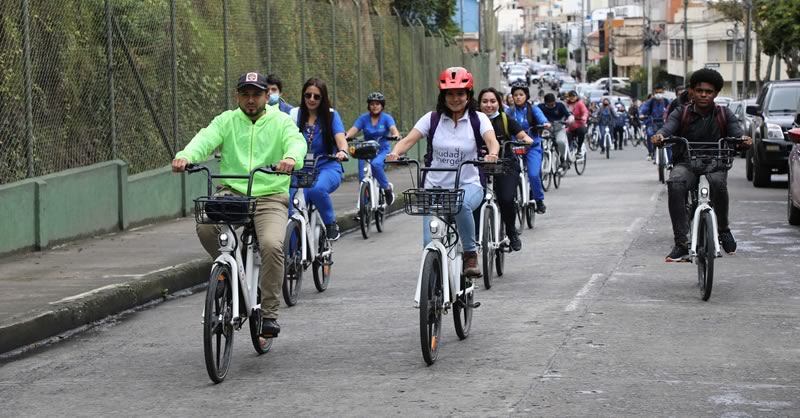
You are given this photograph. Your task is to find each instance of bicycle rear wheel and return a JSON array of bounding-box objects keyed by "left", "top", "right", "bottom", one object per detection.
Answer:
[
  {"left": 453, "top": 272, "right": 473, "bottom": 340},
  {"left": 515, "top": 182, "right": 525, "bottom": 235},
  {"left": 420, "top": 251, "right": 443, "bottom": 365},
  {"left": 358, "top": 182, "right": 371, "bottom": 239},
  {"left": 282, "top": 220, "right": 303, "bottom": 306},
  {"left": 481, "top": 208, "right": 495, "bottom": 290},
  {"left": 657, "top": 150, "right": 666, "bottom": 184},
  {"left": 495, "top": 224, "right": 506, "bottom": 276},
  {"left": 697, "top": 212, "right": 715, "bottom": 301},
  {"left": 525, "top": 203, "right": 535, "bottom": 229},
  {"left": 553, "top": 152, "right": 561, "bottom": 189},
  {"left": 375, "top": 192, "right": 385, "bottom": 233},
  {"left": 541, "top": 152, "right": 552, "bottom": 191},
  {"left": 204, "top": 264, "right": 235, "bottom": 384},
  {"left": 313, "top": 224, "right": 332, "bottom": 292},
  {"left": 588, "top": 130, "right": 598, "bottom": 151},
  {"left": 604, "top": 134, "right": 611, "bottom": 159}
]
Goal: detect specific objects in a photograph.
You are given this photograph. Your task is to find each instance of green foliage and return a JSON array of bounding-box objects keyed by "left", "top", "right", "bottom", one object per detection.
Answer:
[
  {"left": 557, "top": 47, "right": 567, "bottom": 67},
  {"left": 393, "top": 0, "right": 460, "bottom": 37},
  {"left": 757, "top": 0, "right": 800, "bottom": 78},
  {"left": 586, "top": 65, "right": 603, "bottom": 82}
]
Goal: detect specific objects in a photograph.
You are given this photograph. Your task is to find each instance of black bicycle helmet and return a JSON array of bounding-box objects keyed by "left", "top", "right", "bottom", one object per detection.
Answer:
[
  {"left": 366, "top": 91, "right": 385, "bottom": 105},
  {"left": 509, "top": 80, "right": 529, "bottom": 99},
  {"left": 567, "top": 90, "right": 578, "bottom": 97}
]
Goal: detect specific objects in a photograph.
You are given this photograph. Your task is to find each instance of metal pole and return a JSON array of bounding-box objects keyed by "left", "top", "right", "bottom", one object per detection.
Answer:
[
  {"left": 105, "top": 0, "right": 117, "bottom": 160},
  {"left": 266, "top": 0, "right": 272, "bottom": 73},
  {"left": 775, "top": 52, "right": 782, "bottom": 81},
  {"left": 683, "top": 0, "right": 688, "bottom": 85},
  {"left": 301, "top": 0, "right": 307, "bottom": 81},
  {"left": 743, "top": 0, "right": 752, "bottom": 97},
  {"left": 580, "top": 0, "right": 586, "bottom": 82},
  {"left": 729, "top": 17, "right": 739, "bottom": 99},
  {"left": 607, "top": 12, "right": 614, "bottom": 97},
  {"left": 222, "top": 0, "right": 230, "bottom": 109},
  {"left": 460, "top": 0, "right": 465, "bottom": 66},
  {"left": 22, "top": 0, "right": 34, "bottom": 177},
  {"left": 394, "top": 7, "right": 403, "bottom": 130},
  {"left": 354, "top": 0, "right": 362, "bottom": 105},
  {"left": 378, "top": 13, "right": 384, "bottom": 93},
  {"left": 330, "top": 0, "right": 337, "bottom": 105},
  {"left": 646, "top": 0, "right": 653, "bottom": 95},
  {"left": 170, "top": 0, "right": 178, "bottom": 152}
]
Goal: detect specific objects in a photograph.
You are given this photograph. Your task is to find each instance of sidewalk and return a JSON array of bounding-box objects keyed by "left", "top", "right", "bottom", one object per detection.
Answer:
[{"left": 0, "top": 169, "right": 417, "bottom": 355}]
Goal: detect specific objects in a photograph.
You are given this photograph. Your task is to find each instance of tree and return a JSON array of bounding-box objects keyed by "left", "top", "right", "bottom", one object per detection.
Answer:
[
  {"left": 757, "top": 0, "right": 800, "bottom": 78},
  {"left": 393, "top": 0, "right": 460, "bottom": 37}
]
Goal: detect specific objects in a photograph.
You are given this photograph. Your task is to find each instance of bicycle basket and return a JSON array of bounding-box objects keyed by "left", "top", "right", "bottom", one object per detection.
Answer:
[
  {"left": 685, "top": 146, "right": 737, "bottom": 172},
  {"left": 349, "top": 140, "right": 380, "bottom": 160},
  {"left": 511, "top": 144, "right": 530, "bottom": 155},
  {"left": 194, "top": 196, "right": 257, "bottom": 225},
  {"left": 291, "top": 167, "right": 318, "bottom": 188},
  {"left": 402, "top": 188, "right": 464, "bottom": 216}
]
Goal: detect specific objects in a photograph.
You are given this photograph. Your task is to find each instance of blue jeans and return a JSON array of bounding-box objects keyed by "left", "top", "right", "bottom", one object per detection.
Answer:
[
  {"left": 646, "top": 123, "right": 672, "bottom": 162},
  {"left": 526, "top": 144, "right": 545, "bottom": 201},
  {"left": 422, "top": 183, "right": 483, "bottom": 252},
  {"left": 358, "top": 142, "right": 391, "bottom": 189},
  {"left": 290, "top": 165, "right": 342, "bottom": 225}
]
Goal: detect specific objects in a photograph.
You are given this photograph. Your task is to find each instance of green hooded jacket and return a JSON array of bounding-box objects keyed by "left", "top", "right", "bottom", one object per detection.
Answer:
[{"left": 176, "top": 106, "right": 307, "bottom": 196}]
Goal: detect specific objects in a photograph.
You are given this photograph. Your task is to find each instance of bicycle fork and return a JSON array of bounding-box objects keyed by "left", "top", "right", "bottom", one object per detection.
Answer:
[{"left": 689, "top": 177, "right": 722, "bottom": 258}]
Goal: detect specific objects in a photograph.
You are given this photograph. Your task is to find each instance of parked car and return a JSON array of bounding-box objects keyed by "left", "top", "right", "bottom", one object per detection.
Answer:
[
  {"left": 559, "top": 81, "right": 577, "bottom": 99},
  {"left": 507, "top": 67, "right": 529, "bottom": 85},
  {"left": 583, "top": 89, "right": 606, "bottom": 104},
  {"left": 714, "top": 96, "right": 734, "bottom": 107},
  {"left": 603, "top": 95, "right": 632, "bottom": 111},
  {"left": 591, "top": 77, "right": 630, "bottom": 92},
  {"left": 729, "top": 99, "right": 757, "bottom": 159},
  {"left": 746, "top": 79, "right": 800, "bottom": 187},
  {"left": 789, "top": 103, "right": 800, "bottom": 225}
]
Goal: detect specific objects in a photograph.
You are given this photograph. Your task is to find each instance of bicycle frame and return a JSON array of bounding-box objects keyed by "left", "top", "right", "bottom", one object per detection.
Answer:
[
  {"left": 210, "top": 226, "right": 261, "bottom": 326},
  {"left": 289, "top": 189, "right": 327, "bottom": 268},
  {"left": 689, "top": 176, "right": 722, "bottom": 258},
  {"left": 414, "top": 218, "right": 472, "bottom": 312},
  {"left": 355, "top": 163, "right": 381, "bottom": 213},
  {"left": 476, "top": 181, "right": 506, "bottom": 254}
]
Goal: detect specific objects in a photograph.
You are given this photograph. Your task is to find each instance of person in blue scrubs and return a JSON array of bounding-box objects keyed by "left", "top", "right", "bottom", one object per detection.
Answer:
[
  {"left": 291, "top": 78, "right": 349, "bottom": 240},
  {"left": 345, "top": 92, "right": 402, "bottom": 205},
  {"left": 506, "top": 81, "right": 550, "bottom": 214}
]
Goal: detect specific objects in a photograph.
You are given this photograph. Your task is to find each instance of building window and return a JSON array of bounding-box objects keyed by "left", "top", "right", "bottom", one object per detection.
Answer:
[
  {"left": 670, "top": 39, "right": 693, "bottom": 60},
  {"left": 726, "top": 40, "right": 743, "bottom": 61}
]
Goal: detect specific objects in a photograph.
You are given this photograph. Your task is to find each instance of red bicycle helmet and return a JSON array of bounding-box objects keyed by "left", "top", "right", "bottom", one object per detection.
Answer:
[{"left": 438, "top": 67, "right": 474, "bottom": 90}]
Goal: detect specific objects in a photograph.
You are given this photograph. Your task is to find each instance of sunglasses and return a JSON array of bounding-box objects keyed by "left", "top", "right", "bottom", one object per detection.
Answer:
[{"left": 304, "top": 92, "right": 322, "bottom": 100}]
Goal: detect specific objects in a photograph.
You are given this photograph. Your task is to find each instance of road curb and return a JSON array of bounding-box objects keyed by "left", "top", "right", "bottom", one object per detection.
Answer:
[{"left": 0, "top": 195, "right": 407, "bottom": 355}]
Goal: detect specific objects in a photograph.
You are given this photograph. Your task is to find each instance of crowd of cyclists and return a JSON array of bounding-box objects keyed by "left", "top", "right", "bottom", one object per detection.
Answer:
[{"left": 171, "top": 65, "right": 751, "bottom": 342}]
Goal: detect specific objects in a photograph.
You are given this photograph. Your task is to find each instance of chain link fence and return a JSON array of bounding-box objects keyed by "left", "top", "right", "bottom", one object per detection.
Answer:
[{"left": 0, "top": 0, "right": 493, "bottom": 185}]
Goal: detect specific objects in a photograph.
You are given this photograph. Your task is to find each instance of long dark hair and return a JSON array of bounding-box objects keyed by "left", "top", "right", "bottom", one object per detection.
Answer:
[
  {"left": 299, "top": 78, "right": 335, "bottom": 154},
  {"left": 435, "top": 88, "right": 477, "bottom": 118},
  {"left": 477, "top": 87, "right": 504, "bottom": 112}
]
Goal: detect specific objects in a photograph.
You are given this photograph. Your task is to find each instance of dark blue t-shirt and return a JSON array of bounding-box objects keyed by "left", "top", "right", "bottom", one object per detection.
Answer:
[{"left": 297, "top": 109, "right": 345, "bottom": 170}]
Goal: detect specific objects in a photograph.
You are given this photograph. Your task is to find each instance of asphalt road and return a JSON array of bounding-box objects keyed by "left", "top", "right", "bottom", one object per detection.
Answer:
[{"left": 1, "top": 146, "right": 798, "bottom": 417}]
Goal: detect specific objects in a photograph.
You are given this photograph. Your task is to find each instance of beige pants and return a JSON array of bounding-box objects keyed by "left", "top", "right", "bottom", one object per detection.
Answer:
[{"left": 197, "top": 190, "right": 289, "bottom": 319}]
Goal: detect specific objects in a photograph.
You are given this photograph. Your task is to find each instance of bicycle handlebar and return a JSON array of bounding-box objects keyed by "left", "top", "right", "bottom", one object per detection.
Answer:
[
  {"left": 386, "top": 158, "right": 498, "bottom": 189},
  {"left": 185, "top": 163, "right": 290, "bottom": 197}
]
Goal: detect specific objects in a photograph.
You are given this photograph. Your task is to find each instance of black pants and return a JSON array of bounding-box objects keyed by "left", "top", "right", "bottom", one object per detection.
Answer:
[
  {"left": 493, "top": 162, "right": 521, "bottom": 238},
  {"left": 666, "top": 164, "right": 730, "bottom": 246},
  {"left": 569, "top": 126, "right": 587, "bottom": 153},
  {"left": 613, "top": 126, "right": 625, "bottom": 149}
]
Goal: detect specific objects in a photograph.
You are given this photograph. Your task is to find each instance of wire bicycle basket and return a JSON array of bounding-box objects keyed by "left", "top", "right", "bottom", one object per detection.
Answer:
[
  {"left": 194, "top": 196, "right": 257, "bottom": 225},
  {"left": 291, "top": 166, "right": 319, "bottom": 189},
  {"left": 349, "top": 140, "right": 380, "bottom": 160},
  {"left": 402, "top": 188, "right": 465, "bottom": 216}
]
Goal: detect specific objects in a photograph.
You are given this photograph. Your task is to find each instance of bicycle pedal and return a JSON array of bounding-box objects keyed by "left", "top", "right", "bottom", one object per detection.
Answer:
[{"left": 468, "top": 302, "right": 481, "bottom": 309}]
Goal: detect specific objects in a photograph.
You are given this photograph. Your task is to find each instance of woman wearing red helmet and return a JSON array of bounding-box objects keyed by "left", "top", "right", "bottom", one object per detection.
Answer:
[{"left": 387, "top": 67, "right": 500, "bottom": 277}]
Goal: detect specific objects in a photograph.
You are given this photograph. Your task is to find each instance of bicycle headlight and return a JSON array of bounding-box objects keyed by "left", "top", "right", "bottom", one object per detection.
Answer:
[
  {"left": 219, "top": 233, "right": 229, "bottom": 248},
  {"left": 429, "top": 220, "right": 444, "bottom": 239},
  {"left": 700, "top": 187, "right": 709, "bottom": 199},
  {"left": 362, "top": 166, "right": 369, "bottom": 174},
  {"left": 766, "top": 123, "right": 785, "bottom": 141},
  {"left": 292, "top": 197, "right": 300, "bottom": 206}
]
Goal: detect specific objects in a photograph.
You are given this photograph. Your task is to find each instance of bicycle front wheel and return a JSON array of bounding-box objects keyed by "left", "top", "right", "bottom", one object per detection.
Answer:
[
  {"left": 282, "top": 220, "right": 303, "bottom": 306},
  {"left": 588, "top": 131, "right": 598, "bottom": 151},
  {"left": 420, "top": 251, "right": 444, "bottom": 365},
  {"left": 248, "top": 296, "right": 273, "bottom": 355},
  {"left": 657, "top": 151, "right": 666, "bottom": 184},
  {"left": 697, "top": 212, "right": 715, "bottom": 301},
  {"left": 204, "top": 264, "right": 235, "bottom": 384},
  {"left": 359, "top": 182, "right": 371, "bottom": 239},
  {"left": 541, "top": 152, "right": 552, "bottom": 192},
  {"left": 553, "top": 152, "right": 561, "bottom": 190},
  {"left": 375, "top": 191, "right": 385, "bottom": 233},
  {"left": 575, "top": 146, "right": 587, "bottom": 175},
  {"left": 481, "top": 208, "right": 495, "bottom": 290},
  {"left": 515, "top": 182, "right": 525, "bottom": 235},
  {"left": 604, "top": 134, "right": 611, "bottom": 159}
]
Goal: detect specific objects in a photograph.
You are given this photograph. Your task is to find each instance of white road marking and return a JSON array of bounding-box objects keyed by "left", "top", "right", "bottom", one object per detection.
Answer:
[
  {"left": 564, "top": 273, "right": 603, "bottom": 312},
  {"left": 626, "top": 217, "right": 645, "bottom": 233}
]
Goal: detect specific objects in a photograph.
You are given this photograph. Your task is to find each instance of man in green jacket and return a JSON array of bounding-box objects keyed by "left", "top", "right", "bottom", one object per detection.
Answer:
[{"left": 172, "top": 72, "right": 307, "bottom": 337}]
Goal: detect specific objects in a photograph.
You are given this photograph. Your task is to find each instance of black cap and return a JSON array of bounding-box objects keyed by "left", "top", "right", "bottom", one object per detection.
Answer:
[{"left": 237, "top": 72, "right": 268, "bottom": 90}]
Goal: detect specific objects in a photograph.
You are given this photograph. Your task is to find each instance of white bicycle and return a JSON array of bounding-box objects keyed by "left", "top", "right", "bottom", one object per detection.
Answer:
[
  {"left": 663, "top": 136, "right": 743, "bottom": 301},
  {"left": 187, "top": 163, "right": 288, "bottom": 384},
  {"left": 476, "top": 158, "right": 511, "bottom": 290},
  {"left": 511, "top": 141, "right": 535, "bottom": 230},
  {"left": 348, "top": 136, "right": 399, "bottom": 239},
  {"left": 387, "top": 158, "right": 495, "bottom": 365},
  {"left": 540, "top": 124, "right": 561, "bottom": 191},
  {"left": 601, "top": 124, "right": 613, "bottom": 159},
  {"left": 282, "top": 155, "right": 345, "bottom": 306}
]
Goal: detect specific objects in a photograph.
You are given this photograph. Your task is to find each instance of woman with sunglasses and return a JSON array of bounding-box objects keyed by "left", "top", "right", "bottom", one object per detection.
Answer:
[
  {"left": 290, "top": 78, "right": 349, "bottom": 240},
  {"left": 345, "top": 92, "right": 402, "bottom": 206},
  {"left": 477, "top": 87, "right": 534, "bottom": 252},
  {"left": 387, "top": 67, "right": 500, "bottom": 278}
]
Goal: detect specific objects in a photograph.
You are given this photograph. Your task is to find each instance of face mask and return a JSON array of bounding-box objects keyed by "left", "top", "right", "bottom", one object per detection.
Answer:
[
  {"left": 489, "top": 110, "right": 500, "bottom": 119},
  {"left": 268, "top": 93, "right": 280, "bottom": 105},
  {"left": 654, "top": 93, "right": 663, "bottom": 100}
]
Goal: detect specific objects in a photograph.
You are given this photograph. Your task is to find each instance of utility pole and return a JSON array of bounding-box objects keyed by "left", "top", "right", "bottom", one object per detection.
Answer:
[
  {"left": 607, "top": 11, "right": 614, "bottom": 97},
  {"left": 460, "top": 0, "right": 465, "bottom": 66},
  {"left": 646, "top": 0, "right": 653, "bottom": 95},
  {"left": 727, "top": 9, "right": 739, "bottom": 99},
  {"left": 581, "top": 0, "right": 586, "bottom": 82},
  {"left": 743, "top": 0, "right": 752, "bottom": 97},
  {"left": 683, "top": 0, "right": 689, "bottom": 85}
]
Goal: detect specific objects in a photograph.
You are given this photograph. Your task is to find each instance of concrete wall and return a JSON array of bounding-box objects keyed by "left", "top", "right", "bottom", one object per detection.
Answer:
[{"left": 0, "top": 143, "right": 423, "bottom": 256}]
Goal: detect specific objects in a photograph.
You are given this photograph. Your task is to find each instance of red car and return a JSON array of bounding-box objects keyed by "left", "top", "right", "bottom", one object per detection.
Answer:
[{"left": 789, "top": 125, "right": 800, "bottom": 225}]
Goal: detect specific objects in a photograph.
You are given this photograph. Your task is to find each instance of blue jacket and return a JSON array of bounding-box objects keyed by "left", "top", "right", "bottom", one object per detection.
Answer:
[
  {"left": 614, "top": 110, "right": 628, "bottom": 127},
  {"left": 506, "top": 103, "right": 547, "bottom": 133},
  {"left": 594, "top": 106, "right": 617, "bottom": 126},
  {"left": 639, "top": 97, "right": 670, "bottom": 124},
  {"left": 537, "top": 102, "right": 571, "bottom": 123}
]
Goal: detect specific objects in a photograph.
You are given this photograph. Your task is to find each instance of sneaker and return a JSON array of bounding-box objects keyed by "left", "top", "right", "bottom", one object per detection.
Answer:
[
  {"left": 646, "top": 155, "right": 653, "bottom": 161},
  {"left": 509, "top": 233, "right": 522, "bottom": 251},
  {"left": 535, "top": 200, "right": 547, "bottom": 214},
  {"left": 463, "top": 251, "right": 481, "bottom": 278},
  {"left": 719, "top": 230, "right": 737, "bottom": 254},
  {"left": 665, "top": 244, "right": 690, "bottom": 262},
  {"left": 325, "top": 223, "right": 341, "bottom": 241},
  {"left": 260, "top": 317, "right": 280, "bottom": 337},
  {"left": 384, "top": 183, "right": 395, "bottom": 206}
]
